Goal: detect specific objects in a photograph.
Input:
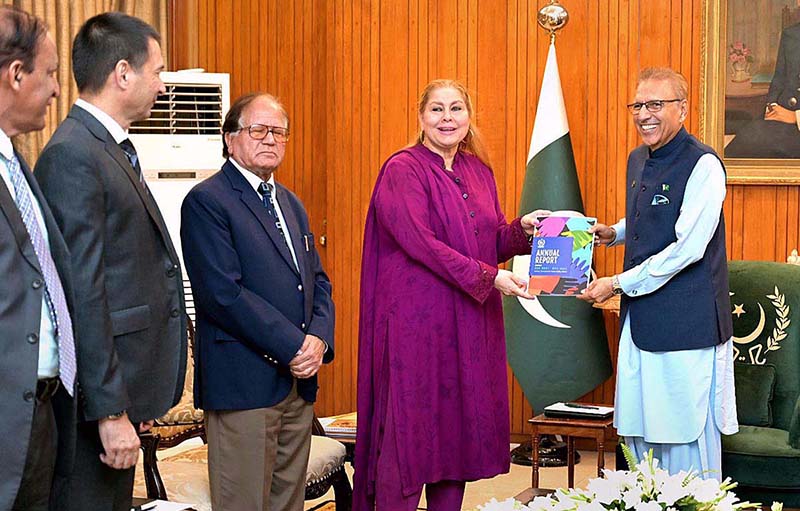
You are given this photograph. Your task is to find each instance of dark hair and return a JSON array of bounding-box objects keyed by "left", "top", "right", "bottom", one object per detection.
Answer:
[
  {"left": 72, "top": 12, "right": 160, "bottom": 94},
  {"left": 0, "top": 6, "right": 47, "bottom": 73},
  {"left": 222, "top": 92, "right": 289, "bottom": 158}
]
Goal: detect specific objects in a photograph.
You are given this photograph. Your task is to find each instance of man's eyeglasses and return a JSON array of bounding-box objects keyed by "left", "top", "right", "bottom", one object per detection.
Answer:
[
  {"left": 626, "top": 99, "right": 683, "bottom": 114},
  {"left": 235, "top": 124, "right": 290, "bottom": 143}
]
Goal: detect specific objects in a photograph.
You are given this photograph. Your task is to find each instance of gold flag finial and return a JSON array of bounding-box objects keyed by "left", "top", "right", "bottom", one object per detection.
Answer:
[{"left": 537, "top": 0, "right": 569, "bottom": 44}]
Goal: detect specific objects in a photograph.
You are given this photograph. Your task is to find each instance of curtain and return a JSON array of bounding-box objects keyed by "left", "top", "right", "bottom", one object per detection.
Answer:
[{"left": 1, "top": 0, "right": 168, "bottom": 164}]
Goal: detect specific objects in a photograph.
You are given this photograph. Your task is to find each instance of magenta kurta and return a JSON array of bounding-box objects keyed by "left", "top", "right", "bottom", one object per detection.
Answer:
[{"left": 353, "top": 144, "right": 532, "bottom": 509}]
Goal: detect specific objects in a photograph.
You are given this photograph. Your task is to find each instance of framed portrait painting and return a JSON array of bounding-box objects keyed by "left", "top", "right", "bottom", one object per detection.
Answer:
[{"left": 702, "top": 0, "right": 800, "bottom": 183}]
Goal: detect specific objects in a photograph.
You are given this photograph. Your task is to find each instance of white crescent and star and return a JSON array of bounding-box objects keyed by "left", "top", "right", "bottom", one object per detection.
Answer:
[{"left": 730, "top": 292, "right": 766, "bottom": 345}]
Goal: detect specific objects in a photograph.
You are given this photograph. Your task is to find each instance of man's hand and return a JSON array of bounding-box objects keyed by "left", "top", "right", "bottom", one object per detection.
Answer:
[
  {"left": 589, "top": 223, "right": 616, "bottom": 246},
  {"left": 139, "top": 420, "right": 155, "bottom": 433},
  {"left": 765, "top": 103, "right": 796, "bottom": 124},
  {"left": 289, "top": 334, "right": 326, "bottom": 379},
  {"left": 520, "top": 209, "right": 553, "bottom": 235},
  {"left": 98, "top": 413, "right": 140, "bottom": 470},
  {"left": 494, "top": 269, "right": 533, "bottom": 299},
  {"left": 576, "top": 276, "right": 614, "bottom": 305}
]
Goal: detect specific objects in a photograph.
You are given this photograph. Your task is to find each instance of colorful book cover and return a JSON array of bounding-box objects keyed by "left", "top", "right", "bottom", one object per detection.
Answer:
[{"left": 528, "top": 216, "right": 596, "bottom": 296}]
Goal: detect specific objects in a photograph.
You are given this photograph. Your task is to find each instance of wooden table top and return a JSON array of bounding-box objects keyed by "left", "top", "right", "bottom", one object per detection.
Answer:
[{"left": 529, "top": 410, "right": 614, "bottom": 429}]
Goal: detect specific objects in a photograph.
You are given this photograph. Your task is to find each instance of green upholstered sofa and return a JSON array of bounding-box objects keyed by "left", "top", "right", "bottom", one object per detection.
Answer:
[{"left": 723, "top": 261, "right": 800, "bottom": 506}]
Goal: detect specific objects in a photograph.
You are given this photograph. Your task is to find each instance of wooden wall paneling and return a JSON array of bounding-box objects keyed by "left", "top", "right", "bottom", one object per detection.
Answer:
[
  {"left": 787, "top": 188, "right": 800, "bottom": 258},
  {"left": 741, "top": 187, "right": 778, "bottom": 261},
  {"left": 775, "top": 187, "right": 789, "bottom": 262},
  {"left": 171, "top": 0, "right": 800, "bottom": 435},
  {"left": 318, "top": 0, "right": 340, "bottom": 416},
  {"left": 505, "top": 0, "right": 524, "bottom": 438}
]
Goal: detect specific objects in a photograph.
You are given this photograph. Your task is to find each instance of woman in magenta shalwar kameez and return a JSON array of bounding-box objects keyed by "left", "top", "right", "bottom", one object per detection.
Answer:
[{"left": 354, "top": 80, "right": 547, "bottom": 511}]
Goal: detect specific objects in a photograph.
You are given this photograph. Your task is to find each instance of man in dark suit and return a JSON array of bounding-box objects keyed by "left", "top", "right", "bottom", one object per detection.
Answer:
[
  {"left": 0, "top": 6, "right": 77, "bottom": 511},
  {"left": 181, "top": 93, "right": 334, "bottom": 511},
  {"left": 726, "top": 22, "right": 800, "bottom": 158},
  {"left": 34, "top": 13, "right": 186, "bottom": 511}
]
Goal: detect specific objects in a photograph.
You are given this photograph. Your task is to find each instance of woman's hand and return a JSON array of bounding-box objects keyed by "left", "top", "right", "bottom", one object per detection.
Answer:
[
  {"left": 494, "top": 269, "right": 533, "bottom": 299},
  {"left": 520, "top": 209, "right": 553, "bottom": 236}
]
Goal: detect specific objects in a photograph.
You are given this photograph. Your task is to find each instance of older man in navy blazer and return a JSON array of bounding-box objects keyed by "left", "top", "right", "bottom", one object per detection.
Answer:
[{"left": 181, "top": 92, "right": 334, "bottom": 511}]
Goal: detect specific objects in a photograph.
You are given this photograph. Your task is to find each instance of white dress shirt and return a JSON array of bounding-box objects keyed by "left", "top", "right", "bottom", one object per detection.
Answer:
[
  {"left": 0, "top": 129, "right": 59, "bottom": 378},
  {"left": 75, "top": 98, "right": 129, "bottom": 144},
  {"left": 229, "top": 157, "right": 299, "bottom": 271}
]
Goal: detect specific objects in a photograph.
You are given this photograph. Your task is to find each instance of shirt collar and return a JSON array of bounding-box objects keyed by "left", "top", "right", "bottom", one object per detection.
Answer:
[
  {"left": 75, "top": 98, "right": 129, "bottom": 144},
  {"left": 0, "top": 128, "right": 14, "bottom": 161},
  {"left": 228, "top": 157, "right": 276, "bottom": 194}
]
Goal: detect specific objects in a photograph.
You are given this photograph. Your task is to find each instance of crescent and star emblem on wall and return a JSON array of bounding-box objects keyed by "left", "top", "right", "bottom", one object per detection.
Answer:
[{"left": 730, "top": 286, "right": 790, "bottom": 364}]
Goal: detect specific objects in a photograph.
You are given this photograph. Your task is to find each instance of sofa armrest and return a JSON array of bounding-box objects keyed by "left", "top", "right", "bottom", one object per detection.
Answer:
[{"left": 790, "top": 395, "right": 800, "bottom": 449}]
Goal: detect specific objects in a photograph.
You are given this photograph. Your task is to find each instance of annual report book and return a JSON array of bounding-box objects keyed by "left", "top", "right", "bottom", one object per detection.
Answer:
[{"left": 528, "top": 215, "right": 596, "bottom": 296}]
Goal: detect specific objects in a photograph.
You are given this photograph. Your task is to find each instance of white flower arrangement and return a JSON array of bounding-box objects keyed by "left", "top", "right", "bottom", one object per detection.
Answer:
[{"left": 475, "top": 448, "right": 783, "bottom": 511}]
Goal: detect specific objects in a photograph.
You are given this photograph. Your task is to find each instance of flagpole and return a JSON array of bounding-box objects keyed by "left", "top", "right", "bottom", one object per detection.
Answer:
[{"left": 509, "top": 0, "right": 574, "bottom": 470}]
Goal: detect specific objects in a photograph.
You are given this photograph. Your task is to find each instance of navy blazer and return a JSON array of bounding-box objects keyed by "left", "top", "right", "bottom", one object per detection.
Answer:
[{"left": 181, "top": 160, "right": 334, "bottom": 411}]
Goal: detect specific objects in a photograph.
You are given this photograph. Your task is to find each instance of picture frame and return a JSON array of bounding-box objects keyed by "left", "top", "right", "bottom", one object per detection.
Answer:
[{"left": 701, "top": 0, "right": 800, "bottom": 184}]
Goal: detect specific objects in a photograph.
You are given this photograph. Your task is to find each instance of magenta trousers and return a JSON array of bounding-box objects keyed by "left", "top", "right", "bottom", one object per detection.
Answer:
[{"left": 373, "top": 399, "right": 466, "bottom": 511}]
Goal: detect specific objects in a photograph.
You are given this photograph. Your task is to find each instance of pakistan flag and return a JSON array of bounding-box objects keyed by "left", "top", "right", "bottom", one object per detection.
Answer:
[{"left": 504, "top": 42, "right": 612, "bottom": 414}]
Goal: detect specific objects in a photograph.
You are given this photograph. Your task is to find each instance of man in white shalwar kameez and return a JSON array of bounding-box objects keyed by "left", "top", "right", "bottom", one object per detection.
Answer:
[{"left": 579, "top": 67, "right": 738, "bottom": 480}]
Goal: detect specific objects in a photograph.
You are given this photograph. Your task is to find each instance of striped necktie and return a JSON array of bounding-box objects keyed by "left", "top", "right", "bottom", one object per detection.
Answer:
[
  {"left": 5, "top": 154, "right": 76, "bottom": 396},
  {"left": 119, "top": 138, "right": 146, "bottom": 188},
  {"left": 258, "top": 182, "right": 288, "bottom": 242}
]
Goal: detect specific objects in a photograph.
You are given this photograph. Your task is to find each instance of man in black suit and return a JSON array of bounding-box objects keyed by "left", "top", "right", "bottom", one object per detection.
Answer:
[
  {"left": 181, "top": 93, "right": 334, "bottom": 511},
  {"left": 34, "top": 13, "right": 186, "bottom": 511},
  {"left": 0, "top": 6, "right": 77, "bottom": 511},
  {"left": 726, "top": 22, "right": 800, "bottom": 158}
]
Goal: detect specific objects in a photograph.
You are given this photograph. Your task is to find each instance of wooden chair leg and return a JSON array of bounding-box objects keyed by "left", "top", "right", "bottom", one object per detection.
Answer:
[
  {"left": 139, "top": 433, "right": 168, "bottom": 500},
  {"left": 331, "top": 467, "right": 352, "bottom": 511}
]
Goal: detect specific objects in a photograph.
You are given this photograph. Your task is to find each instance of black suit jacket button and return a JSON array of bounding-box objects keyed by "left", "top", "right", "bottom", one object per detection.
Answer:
[
  {"left": 166, "top": 268, "right": 176, "bottom": 277},
  {"left": 170, "top": 308, "right": 179, "bottom": 318},
  {"left": 23, "top": 390, "right": 34, "bottom": 402},
  {"left": 32, "top": 279, "right": 43, "bottom": 289},
  {"left": 27, "top": 333, "right": 38, "bottom": 344}
]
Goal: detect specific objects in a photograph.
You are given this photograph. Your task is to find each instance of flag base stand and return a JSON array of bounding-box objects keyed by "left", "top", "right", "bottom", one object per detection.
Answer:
[{"left": 510, "top": 436, "right": 580, "bottom": 467}]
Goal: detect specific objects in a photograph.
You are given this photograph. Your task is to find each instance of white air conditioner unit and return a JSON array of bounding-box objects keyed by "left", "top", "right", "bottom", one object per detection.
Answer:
[
  {"left": 129, "top": 70, "right": 231, "bottom": 321},
  {"left": 131, "top": 70, "right": 230, "bottom": 179}
]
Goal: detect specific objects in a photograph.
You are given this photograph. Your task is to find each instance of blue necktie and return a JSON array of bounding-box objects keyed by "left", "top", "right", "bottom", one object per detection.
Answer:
[
  {"left": 119, "top": 138, "right": 146, "bottom": 189},
  {"left": 5, "top": 154, "right": 76, "bottom": 396},
  {"left": 258, "top": 182, "right": 288, "bottom": 242},
  {"left": 258, "top": 182, "right": 299, "bottom": 271}
]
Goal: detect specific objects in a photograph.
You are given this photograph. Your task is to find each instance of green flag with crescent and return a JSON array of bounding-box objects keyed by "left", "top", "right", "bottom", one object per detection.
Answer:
[{"left": 504, "top": 42, "right": 612, "bottom": 414}]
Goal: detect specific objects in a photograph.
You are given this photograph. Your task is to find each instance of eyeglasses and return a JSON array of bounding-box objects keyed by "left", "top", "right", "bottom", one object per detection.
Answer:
[
  {"left": 626, "top": 99, "right": 683, "bottom": 114},
  {"left": 235, "top": 124, "right": 290, "bottom": 143}
]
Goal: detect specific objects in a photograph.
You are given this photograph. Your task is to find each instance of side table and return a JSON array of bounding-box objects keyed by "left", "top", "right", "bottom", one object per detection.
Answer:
[{"left": 529, "top": 410, "right": 615, "bottom": 490}]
